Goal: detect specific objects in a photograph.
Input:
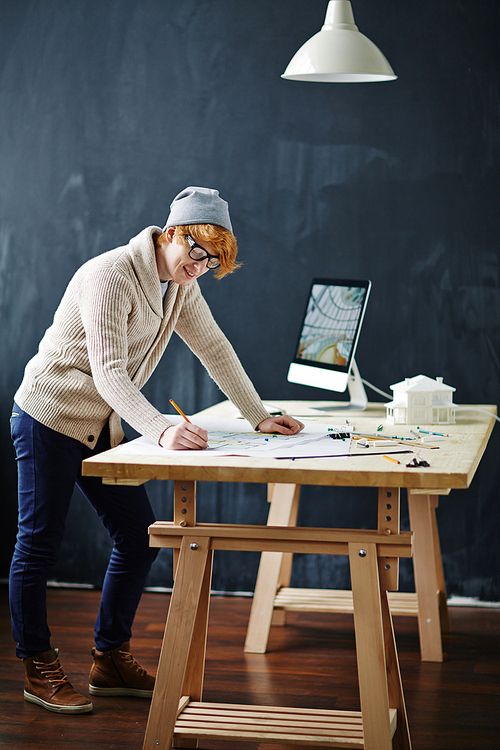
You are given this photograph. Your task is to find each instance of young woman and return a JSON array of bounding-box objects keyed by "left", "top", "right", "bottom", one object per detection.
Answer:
[{"left": 10, "top": 186, "right": 303, "bottom": 714}]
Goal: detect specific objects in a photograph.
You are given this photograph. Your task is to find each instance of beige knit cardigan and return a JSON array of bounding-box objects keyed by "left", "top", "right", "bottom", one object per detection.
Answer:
[{"left": 15, "top": 226, "right": 270, "bottom": 448}]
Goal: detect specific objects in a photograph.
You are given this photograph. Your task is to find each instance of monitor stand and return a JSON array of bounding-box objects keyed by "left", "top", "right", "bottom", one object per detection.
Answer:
[{"left": 312, "top": 359, "right": 368, "bottom": 412}]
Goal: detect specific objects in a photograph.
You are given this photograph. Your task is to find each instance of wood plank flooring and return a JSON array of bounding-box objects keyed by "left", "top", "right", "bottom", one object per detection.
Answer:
[{"left": 0, "top": 584, "right": 499, "bottom": 749}]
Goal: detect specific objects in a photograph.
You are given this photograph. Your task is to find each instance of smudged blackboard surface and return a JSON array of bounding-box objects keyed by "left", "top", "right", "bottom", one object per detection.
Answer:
[{"left": 0, "top": 1, "right": 498, "bottom": 601}]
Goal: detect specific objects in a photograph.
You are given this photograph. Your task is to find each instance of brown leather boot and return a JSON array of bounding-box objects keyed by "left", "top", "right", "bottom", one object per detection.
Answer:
[
  {"left": 24, "top": 647, "right": 93, "bottom": 714},
  {"left": 89, "top": 641, "right": 155, "bottom": 698}
]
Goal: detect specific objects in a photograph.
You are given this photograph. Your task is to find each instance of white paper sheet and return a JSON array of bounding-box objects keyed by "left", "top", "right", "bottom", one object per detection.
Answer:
[{"left": 118, "top": 416, "right": 353, "bottom": 459}]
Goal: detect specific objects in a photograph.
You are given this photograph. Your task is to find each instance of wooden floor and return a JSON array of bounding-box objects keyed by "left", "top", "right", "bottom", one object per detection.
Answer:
[{"left": 1, "top": 584, "right": 499, "bottom": 749}]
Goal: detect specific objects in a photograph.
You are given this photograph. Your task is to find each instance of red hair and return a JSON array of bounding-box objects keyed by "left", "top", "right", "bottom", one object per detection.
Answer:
[{"left": 157, "top": 224, "right": 241, "bottom": 279}]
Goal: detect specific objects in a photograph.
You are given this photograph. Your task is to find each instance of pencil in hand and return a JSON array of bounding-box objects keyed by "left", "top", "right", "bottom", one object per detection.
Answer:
[{"left": 169, "top": 399, "right": 191, "bottom": 423}]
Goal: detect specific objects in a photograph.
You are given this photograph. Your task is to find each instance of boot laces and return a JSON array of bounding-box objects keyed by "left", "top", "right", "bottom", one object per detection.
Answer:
[
  {"left": 34, "top": 657, "right": 69, "bottom": 686},
  {"left": 119, "top": 650, "right": 146, "bottom": 675}
]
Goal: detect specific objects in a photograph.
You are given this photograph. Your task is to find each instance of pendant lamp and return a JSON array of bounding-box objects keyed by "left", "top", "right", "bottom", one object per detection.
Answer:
[{"left": 282, "top": 1, "right": 397, "bottom": 83}]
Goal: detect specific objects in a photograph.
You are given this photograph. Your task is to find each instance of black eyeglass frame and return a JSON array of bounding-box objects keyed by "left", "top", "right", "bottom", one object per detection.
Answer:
[{"left": 185, "top": 234, "right": 221, "bottom": 270}]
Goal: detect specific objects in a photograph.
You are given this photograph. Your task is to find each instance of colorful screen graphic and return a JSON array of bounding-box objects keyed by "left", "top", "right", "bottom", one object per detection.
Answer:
[{"left": 295, "top": 283, "right": 368, "bottom": 369}]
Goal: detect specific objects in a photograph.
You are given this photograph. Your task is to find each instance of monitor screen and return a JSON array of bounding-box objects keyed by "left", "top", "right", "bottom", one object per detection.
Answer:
[{"left": 287, "top": 278, "right": 371, "bottom": 393}]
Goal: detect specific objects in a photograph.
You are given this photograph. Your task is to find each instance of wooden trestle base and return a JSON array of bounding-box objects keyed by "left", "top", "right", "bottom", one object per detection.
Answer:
[
  {"left": 143, "top": 522, "right": 413, "bottom": 750},
  {"left": 242, "top": 483, "right": 450, "bottom": 662}
]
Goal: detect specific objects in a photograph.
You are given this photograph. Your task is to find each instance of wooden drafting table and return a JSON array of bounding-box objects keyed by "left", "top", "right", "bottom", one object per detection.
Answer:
[
  {"left": 81, "top": 400, "right": 495, "bottom": 749},
  {"left": 83, "top": 400, "right": 496, "bottom": 663}
]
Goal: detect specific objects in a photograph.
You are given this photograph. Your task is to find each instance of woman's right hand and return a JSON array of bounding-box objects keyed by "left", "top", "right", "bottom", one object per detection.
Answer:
[{"left": 159, "top": 422, "right": 208, "bottom": 450}]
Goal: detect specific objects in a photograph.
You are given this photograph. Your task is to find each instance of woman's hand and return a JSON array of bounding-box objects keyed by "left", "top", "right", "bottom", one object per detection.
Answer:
[
  {"left": 256, "top": 415, "right": 304, "bottom": 435},
  {"left": 159, "top": 422, "right": 208, "bottom": 450}
]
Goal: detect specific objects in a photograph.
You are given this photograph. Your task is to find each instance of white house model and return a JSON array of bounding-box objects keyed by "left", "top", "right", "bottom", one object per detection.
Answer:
[{"left": 385, "top": 375, "right": 456, "bottom": 425}]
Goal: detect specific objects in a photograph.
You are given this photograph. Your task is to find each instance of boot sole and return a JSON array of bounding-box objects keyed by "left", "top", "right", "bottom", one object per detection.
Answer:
[
  {"left": 24, "top": 690, "right": 93, "bottom": 714},
  {"left": 88, "top": 684, "right": 153, "bottom": 698}
]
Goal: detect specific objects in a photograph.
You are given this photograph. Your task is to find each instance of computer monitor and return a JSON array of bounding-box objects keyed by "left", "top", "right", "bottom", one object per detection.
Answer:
[{"left": 287, "top": 278, "right": 371, "bottom": 410}]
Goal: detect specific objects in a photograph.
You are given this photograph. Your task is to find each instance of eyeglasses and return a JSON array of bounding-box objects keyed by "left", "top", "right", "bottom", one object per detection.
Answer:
[{"left": 185, "top": 235, "right": 220, "bottom": 270}]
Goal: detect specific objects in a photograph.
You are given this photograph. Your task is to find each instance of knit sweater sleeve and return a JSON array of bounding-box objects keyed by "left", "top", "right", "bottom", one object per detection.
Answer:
[
  {"left": 174, "top": 283, "right": 270, "bottom": 429},
  {"left": 78, "top": 264, "right": 173, "bottom": 443}
]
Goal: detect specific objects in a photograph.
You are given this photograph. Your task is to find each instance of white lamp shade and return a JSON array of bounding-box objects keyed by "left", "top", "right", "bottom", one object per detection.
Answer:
[{"left": 282, "top": 1, "right": 397, "bottom": 83}]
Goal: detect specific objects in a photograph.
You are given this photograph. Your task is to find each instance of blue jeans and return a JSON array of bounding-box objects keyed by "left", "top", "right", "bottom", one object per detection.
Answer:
[{"left": 9, "top": 404, "right": 158, "bottom": 659}]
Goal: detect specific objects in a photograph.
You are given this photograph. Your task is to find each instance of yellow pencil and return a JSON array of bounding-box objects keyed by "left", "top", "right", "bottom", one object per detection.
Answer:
[
  {"left": 383, "top": 454, "right": 400, "bottom": 464},
  {"left": 169, "top": 399, "right": 191, "bottom": 423}
]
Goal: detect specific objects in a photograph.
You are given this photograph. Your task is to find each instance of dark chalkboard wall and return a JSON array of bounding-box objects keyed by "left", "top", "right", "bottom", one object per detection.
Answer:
[{"left": 1, "top": 1, "right": 499, "bottom": 602}]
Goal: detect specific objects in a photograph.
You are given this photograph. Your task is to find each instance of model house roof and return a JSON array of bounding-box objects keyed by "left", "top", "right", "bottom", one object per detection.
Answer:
[{"left": 390, "top": 375, "right": 455, "bottom": 393}]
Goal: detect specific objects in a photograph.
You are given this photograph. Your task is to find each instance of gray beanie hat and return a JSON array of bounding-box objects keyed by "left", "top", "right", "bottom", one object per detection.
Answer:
[{"left": 163, "top": 186, "right": 233, "bottom": 233}]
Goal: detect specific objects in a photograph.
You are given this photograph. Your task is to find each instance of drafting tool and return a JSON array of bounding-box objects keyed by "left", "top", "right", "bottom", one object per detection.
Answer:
[
  {"left": 353, "top": 432, "right": 439, "bottom": 449},
  {"left": 169, "top": 399, "right": 191, "bottom": 423},
  {"left": 418, "top": 429, "right": 449, "bottom": 437},
  {"left": 348, "top": 450, "right": 412, "bottom": 459}
]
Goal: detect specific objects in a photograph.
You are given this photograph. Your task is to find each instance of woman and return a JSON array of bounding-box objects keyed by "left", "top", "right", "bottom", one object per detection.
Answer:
[{"left": 10, "top": 186, "right": 303, "bottom": 714}]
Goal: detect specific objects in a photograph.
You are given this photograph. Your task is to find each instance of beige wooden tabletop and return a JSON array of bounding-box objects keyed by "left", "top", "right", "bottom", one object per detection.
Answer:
[{"left": 81, "top": 400, "right": 497, "bottom": 492}]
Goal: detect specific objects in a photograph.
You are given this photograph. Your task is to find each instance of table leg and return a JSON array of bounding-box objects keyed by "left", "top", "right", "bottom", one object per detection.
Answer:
[
  {"left": 243, "top": 484, "right": 300, "bottom": 653},
  {"left": 378, "top": 558, "right": 412, "bottom": 750},
  {"left": 430, "top": 495, "right": 451, "bottom": 633},
  {"left": 143, "top": 535, "right": 212, "bottom": 750},
  {"left": 174, "top": 544, "right": 213, "bottom": 749},
  {"left": 408, "top": 493, "right": 443, "bottom": 662},
  {"left": 276, "top": 484, "right": 300, "bottom": 588},
  {"left": 349, "top": 542, "right": 395, "bottom": 750},
  {"left": 272, "top": 483, "right": 300, "bottom": 626}
]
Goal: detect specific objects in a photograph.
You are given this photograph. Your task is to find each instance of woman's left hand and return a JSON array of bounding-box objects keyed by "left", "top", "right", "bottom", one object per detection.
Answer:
[{"left": 257, "top": 415, "right": 304, "bottom": 435}]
